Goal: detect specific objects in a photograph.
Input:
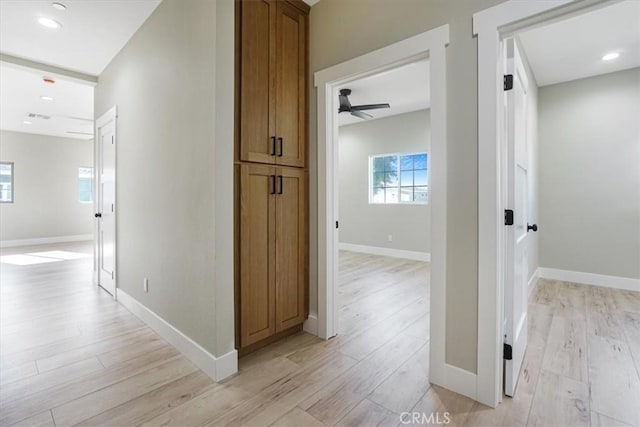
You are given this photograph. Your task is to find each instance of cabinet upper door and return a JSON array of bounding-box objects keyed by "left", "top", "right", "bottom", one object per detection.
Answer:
[
  {"left": 275, "top": 2, "right": 307, "bottom": 168},
  {"left": 240, "top": 164, "right": 276, "bottom": 347},
  {"left": 239, "top": 0, "right": 276, "bottom": 164},
  {"left": 275, "top": 168, "right": 306, "bottom": 332}
]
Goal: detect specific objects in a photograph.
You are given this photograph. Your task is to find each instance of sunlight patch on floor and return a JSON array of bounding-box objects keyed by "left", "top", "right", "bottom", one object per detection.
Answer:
[{"left": 0, "top": 251, "right": 91, "bottom": 265}]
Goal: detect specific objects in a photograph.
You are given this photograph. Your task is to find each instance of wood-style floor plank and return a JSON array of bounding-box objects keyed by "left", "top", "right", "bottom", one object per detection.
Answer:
[
  {"left": 2, "top": 245, "right": 639, "bottom": 427},
  {"left": 588, "top": 335, "right": 640, "bottom": 426},
  {"left": 527, "top": 370, "right": 590, "bottom": 427},
  {"left": 541, "top": 315, "right": 588, "bottom": 382}
]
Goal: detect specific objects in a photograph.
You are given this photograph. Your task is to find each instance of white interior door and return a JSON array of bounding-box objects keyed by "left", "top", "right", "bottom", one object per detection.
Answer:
[
  {"left": 95, "top": 108, "right": 117, "bottom": 297},
  {"left": 504, "top": 38, "right": 529, "bottom": 397}
]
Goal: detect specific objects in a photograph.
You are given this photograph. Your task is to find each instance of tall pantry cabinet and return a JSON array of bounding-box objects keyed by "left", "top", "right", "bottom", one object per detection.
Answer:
[{"left": 234, "top": 0, "right": 309, "bottom": 354}]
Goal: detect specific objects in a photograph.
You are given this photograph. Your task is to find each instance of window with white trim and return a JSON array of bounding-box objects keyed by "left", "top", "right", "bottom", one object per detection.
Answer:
[
  {"left": 0, "top": 162, "right": 13, "bottom": 203},
  {"left": 78, "top": 167, "right": 93, "bottom": 203},
  {"left": 369, "top": 152, "right": 428, "bottom": 204}
]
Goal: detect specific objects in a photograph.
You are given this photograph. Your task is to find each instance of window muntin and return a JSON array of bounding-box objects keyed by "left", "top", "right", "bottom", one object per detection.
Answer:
[{"left": 370, "top": 153, "right": 428, "bottom": 204}]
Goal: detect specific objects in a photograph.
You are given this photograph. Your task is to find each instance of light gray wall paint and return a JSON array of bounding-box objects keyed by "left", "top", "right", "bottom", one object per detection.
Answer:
[
  {"left": 539, "top": 68, "right": 640, "bottom": 280},
  {"left": 0, "top": 130, "right": 93, "bottom": 241},
  {"left": 310, "top": 0, "right": 506, "bottom": 373},
  {"left": 95, "top": 0, "right": 235, "bottom": 357},
  {"left": 339, "top": 110, "right": 431, "bottom": 253}
]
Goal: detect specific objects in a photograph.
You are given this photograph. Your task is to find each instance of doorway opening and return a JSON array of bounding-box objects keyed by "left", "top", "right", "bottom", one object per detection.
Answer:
[
  {"left": 475, "top": 0, "right": 640, "bottom": 415},
  {"left": 0, "top": 63, "right": 98, "bottom": 281},
  {"left": 313, "top": 25, "right": 459, "bottom": 396},
  {"left": 335, "top": 59, "right": 431, "bottom": 364}
]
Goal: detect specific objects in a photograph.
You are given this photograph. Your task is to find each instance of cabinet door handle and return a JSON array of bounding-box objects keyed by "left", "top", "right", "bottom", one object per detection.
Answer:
[
  {"left": 278, "top": 175, "right": 283, "bottom": 194},
  {"left": 277, "top": 137, "right": 283, "bottom": 157},
  {"left": 271, "top": 136, "right": 276, "bottom": 156},
  {"left": 270, "top": 175, "right": 276, "bottom": 194}
]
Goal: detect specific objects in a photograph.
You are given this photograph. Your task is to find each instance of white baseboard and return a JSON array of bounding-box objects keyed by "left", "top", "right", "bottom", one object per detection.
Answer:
[
  {"left": 303, "top": 314, "right": 318, "bottom": 335},
  {"left": 527, "top": 268, "right": 539, "bottom": 299},
  {"left": 339, "top": 242, "right": 430, "bottom": 262},
  {"left": 0, "top": 234, "right": 93, "bottom": 248},
  {"left": 117, "top": 289, "right": 237, "bottom": 381},
  {"left": 430, "top": 363, "right": 477, "bottom": 401},
  {"left": 538, "top": 267, "right": 640, "bottom": 292}
]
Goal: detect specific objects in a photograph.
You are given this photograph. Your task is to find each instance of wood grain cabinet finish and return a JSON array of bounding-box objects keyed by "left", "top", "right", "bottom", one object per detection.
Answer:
[
  {"left": 239, "top": 164, "right": 306, "bottom": 348},
  {"left": 236, "top": 0, "right": 309, "bottom": 352},
  {"left": 238, "top": 0, "right": 307, "bottom": 168}
]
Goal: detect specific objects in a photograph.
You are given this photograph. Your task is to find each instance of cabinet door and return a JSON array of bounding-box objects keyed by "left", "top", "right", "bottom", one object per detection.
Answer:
[
  {"left": 275, "top": 2, "right": 306, "bottom": 168},
  {"left": 239, "top": 0, "right": 276, "bottom": 164},
  {"left": 275, "top": 167, "right": 306, "bottom": 331},
  {"left": 240, "top": 164, "right": 276, "bottom": 346}
]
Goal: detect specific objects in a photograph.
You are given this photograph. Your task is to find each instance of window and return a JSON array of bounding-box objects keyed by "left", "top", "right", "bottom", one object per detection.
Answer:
[
  {"left": 78, "top": 167, "right": 93, "bottom": 203},
  {"left": 370, "top": 152, "right": 428, "bottom": 204},
  {"left": 0, "top": 162, "right": 13, "bottom": 203}
]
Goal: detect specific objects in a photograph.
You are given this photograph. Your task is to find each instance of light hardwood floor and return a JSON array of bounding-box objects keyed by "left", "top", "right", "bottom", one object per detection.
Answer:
[{"left": 1, "top": 245, "right": 638, "bottom": 426}]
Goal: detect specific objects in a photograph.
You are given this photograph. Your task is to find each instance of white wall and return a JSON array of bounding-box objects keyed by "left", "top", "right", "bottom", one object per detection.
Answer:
[
  {"left": 338, "top": 109, "right": 430, "bottom": 254},
  {"left": 0, "top": 130, "right": 93, "bottom": 242},
  {"left": 94, "top": 0, "right": 235, "bottom": 361},
  {"left": 539, "top": 67, "right": 640, "bottom": 280}
]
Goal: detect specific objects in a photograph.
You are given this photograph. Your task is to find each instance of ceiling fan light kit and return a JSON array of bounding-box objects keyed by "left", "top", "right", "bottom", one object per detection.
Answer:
[{"left": 338, "top": 88, "right": 390, "bottom": 120}]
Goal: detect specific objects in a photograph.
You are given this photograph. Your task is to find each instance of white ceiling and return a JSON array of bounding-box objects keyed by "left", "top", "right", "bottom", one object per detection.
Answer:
[
  {"left": 303, "top": 0, "right": 321, "bottom": 6},
  {"left": 0, "top": 64, "right": 93, "bottom": 140},
  {"left": 0, "top": 0, "right": 161, "bottom": 75},
  {"left": 0, "top": 0, "right": 159, "bottom": 140},
  {"left": 338, "top": 60, "right": 430, "bottom": 127},
  {"left": 518, "top": 0, "right": 640, "bottom": 87}
]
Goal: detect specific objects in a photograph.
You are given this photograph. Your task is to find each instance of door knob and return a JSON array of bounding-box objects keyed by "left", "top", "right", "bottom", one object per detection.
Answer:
[
  {"left": 95, "top": 213, "right": 102, "bottom": 218},
  {"left": 527, "top": 223, "right": 538, "bottom": 232}
]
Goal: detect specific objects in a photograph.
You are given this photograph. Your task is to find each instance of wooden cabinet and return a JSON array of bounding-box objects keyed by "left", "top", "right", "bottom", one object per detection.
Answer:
[
  {"left": 238, "top": 0, "right": 307, "bottom": 168},
  {"left": 235, "top": 0, "right": 309, "bottom": 353},
  {"left": 239, "top": 165, "right": 306, "bottom": 347}
]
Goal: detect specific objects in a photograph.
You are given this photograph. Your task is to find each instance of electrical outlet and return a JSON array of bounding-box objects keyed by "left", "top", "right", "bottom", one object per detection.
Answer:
[
  {"left": 143, "top": 278, "right": 149, "bottom": 293},
  {"left": 388, "top": 234, "right": 393, "bottom": 242}
]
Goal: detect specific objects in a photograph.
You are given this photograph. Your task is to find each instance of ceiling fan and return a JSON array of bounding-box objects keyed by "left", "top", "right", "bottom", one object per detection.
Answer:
[{"left": 338, "top": 88, "right": 390, "bottom": 120}]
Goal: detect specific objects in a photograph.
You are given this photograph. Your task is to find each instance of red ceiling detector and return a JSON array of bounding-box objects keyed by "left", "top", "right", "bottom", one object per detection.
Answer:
[{"left": 43, "top": 76, "right": 56, "bottom": 84}]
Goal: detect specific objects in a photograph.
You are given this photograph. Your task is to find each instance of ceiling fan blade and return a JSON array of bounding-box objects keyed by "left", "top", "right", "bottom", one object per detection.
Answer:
[
  {"left": 351, "top": 103, "right": 390, "bottom": 111},
  {"left": 351, "top": 110, "right": 373, "bottom": 120}
]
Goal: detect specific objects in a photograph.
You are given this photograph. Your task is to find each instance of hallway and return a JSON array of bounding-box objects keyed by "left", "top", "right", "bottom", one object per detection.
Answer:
[{"left": 1, "top": 245, "right": 639, "bottom": 426}]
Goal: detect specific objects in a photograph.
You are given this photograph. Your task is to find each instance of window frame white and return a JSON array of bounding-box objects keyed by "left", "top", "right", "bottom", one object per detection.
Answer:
[
  {"left": 78, "top": 166, "right": 94, "bottom": 204},
  {"left": 0, "top": 162, "right": 14, "bottom": 204},
  {"left": 368, "top": 151, "right": 430, "bottom": 205}
]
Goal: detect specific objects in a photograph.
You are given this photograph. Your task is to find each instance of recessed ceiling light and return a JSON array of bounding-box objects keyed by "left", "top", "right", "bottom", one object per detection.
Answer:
[
  {"left": 23, "top": 121, "right": 33, "bottom": 125},
  {"left": 52, "top": 2, "right": 67, "bottom": 11},
  {"left": 40, "top": 96, "right": 54, "bottom": 101},
  {"left": 602, "top": 52, "right": 620, "bottom": 61},
  {"left": 37, "top": 17, "right": 62, "bottom": 29}
]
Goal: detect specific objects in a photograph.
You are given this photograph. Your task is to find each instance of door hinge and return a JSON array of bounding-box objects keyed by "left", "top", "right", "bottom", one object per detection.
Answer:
[
  {"left": 111, "top": 271, "right": 114, "bottom": 280},
  {"left": 504, "top": 74, "right": 514, "bottom": 91},
  {"left": 503, "top": 343, "right": 513, "bottom": 360},
  {"left": 336, "top": 221, "right": 339, "bottom": 229},
  {"left": 505, "top": 209, "right": 514, "bottom": 226}
]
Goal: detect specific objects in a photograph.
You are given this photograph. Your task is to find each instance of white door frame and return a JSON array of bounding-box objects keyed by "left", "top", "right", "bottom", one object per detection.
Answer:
[
  {"left": 473, "top": 0, "right": 613, "bottom": 408},
  {"left": 312, "top": 25, "right": 459, "bottom": 396},
  {"left": 94, "top": 106, "right": 118, "bottom": 298}
]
